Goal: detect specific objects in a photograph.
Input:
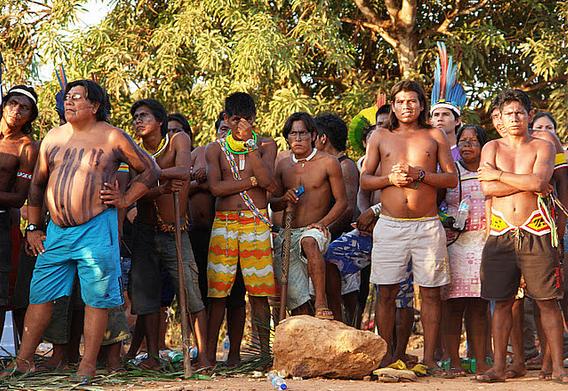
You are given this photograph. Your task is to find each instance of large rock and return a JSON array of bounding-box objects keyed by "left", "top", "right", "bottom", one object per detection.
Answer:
[{"left": 273, "top": 315, "right": 387, "bottom": 379}]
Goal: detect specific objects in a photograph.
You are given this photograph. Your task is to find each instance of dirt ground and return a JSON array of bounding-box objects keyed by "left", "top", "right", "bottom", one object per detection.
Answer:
[{"left": 108, "top": 371, "right": 566, "bottom": 390}]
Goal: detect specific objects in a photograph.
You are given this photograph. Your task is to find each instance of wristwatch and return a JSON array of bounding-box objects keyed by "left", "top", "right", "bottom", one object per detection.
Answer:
[
  {"left": 25, "top": 224, "right": 40, "bottom": 233},
  {"left": 417, "top": 169, "right": 426, "bottom": 182}
]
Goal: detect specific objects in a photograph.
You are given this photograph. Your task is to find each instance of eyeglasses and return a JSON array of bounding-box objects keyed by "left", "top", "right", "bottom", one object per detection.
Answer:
[
  {"left": 132, "top": 112, "right": 154, "bottom": 123},
  {"left": 64, "top": 93, "right": 85, "bottom": 102},
  {"left": 288, "top": 131, "right": 312, "bottom": 140},
  {"left": 457, "top": 140, "right": 480, "bottom": 147}
]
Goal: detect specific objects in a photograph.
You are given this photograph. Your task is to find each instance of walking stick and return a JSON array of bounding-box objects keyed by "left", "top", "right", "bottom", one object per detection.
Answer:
[
  {"left": 279, "top": 202, "right": 295, "bottom": 321},
  {"left": 173, "top": 192, "right": 192, "bottom": 378}
]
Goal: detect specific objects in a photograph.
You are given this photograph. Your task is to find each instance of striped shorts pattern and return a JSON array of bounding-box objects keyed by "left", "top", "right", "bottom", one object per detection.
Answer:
[{"left": 207, "top": 210, "right": 275, "bottom": 298}]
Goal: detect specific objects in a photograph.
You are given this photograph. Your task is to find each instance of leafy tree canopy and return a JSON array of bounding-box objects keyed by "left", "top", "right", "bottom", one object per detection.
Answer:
[{"left": 1, "top": 0, "right": 567, "bottom": 148}]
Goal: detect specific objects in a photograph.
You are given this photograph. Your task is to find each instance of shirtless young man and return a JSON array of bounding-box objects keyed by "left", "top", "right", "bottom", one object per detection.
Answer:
[
  {"left": 206, "top": 93, "right": 277, "bottom": 364},
  {"left": 313, "top": 113, "right": 359, "bottom": 323},
  {"left": 127, "top": 99, "right": 209, "bottom": 369},
  {"left": 4, "top": 80, "right": 158, "bottom": 381},
  {"left": 361, "top": 80, "right": 457, "bottom": 369},
  {"left": 475, "top": 89, "right": 566, "bottom": 383},
  {"left": 0, "top": 86, "right": 39, "bottom": 339},
  {"left": 271, "top": 112, "right": 347, "bottom": 319}
]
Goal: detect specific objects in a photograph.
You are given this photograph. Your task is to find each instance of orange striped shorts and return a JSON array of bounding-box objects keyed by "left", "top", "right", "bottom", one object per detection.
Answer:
[{"left": 207, "top": 210, "right": 275, "bottom": 298}]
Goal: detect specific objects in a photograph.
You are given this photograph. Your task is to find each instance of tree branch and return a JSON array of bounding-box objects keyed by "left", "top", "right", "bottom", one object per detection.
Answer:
[
  {"left": 353, "top": 0, "right": 382, "bottom": 25},
  {"left": 514, "top": 74, "right": 568, "bottom": 92},
  {"left": 399, "top": 0, "right": 417, "bottom": 30},
  {"left": 384, "top": 0, "right": 400, "bottom": 24},
  {"left": 341, "top": 17, "right": 398, "bottom": 48},
  {"left": 423, "top": 0, "right": 489, "bottom": 37}
]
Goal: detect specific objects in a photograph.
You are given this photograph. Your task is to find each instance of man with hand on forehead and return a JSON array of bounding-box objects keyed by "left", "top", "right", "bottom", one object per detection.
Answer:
[
  {"left": 3, "top": 80, "right": 158, "bottom": 383},
  {"left": 0, "top": 85, "right": 39, "bottom": 340}
]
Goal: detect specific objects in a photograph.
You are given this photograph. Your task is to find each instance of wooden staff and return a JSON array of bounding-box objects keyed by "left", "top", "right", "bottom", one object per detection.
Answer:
[
  {"left": 279, "top": 202, "right": 295, "bottom": 321},
  {"left": 173, "top": 192, "right": 192, "bottom": 378}
]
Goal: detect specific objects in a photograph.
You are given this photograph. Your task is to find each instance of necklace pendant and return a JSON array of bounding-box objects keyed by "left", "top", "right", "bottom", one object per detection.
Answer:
[
  {"left": 238, "top": 155, "right": 245, "bottom": 171},
  {"left": 301, "top": 162, "right": 305, "bottom": 168}
]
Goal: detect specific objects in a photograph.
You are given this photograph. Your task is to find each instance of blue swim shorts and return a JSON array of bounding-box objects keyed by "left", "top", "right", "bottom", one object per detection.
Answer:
[{"left": 29, "top": 208, "right": 123, "bottom": 308}]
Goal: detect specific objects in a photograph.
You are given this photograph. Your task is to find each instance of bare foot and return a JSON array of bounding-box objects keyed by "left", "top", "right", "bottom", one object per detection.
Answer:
[
  {"left": 0, "top": 357, "right": 36, "bottom": 377},
  {"left": 138, "top": 357, "right": 161, "bottom": 371},
  {"left": 475, "top": 360, "right": 491, "bottom": 374},
  {"left": 379, "top": 354, "right": 395, "bottom": 368},
  {"left": 225, "top": 356, "right": 240, "bottom": 368}
]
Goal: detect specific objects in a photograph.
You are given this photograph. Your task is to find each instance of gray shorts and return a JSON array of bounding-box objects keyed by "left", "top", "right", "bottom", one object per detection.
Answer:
[
  {"left": 371, "top": 215, "right": 449, "bottom": 287},
  {"left": 129, "top": 222, "right": 204, "bottom": 315},
  {"left": 273, "top": 227, "right": 330, "bottom": 310}
]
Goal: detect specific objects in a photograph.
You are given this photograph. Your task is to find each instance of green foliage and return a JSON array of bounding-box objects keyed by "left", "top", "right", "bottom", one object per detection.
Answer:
[{"left": 2, "top": 0, "right": 568, "bottom": 145}]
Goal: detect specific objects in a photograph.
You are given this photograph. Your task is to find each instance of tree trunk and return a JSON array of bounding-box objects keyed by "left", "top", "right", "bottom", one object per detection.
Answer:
[{"left": 394, "top": 30, "right": 419, "bottom": 78}]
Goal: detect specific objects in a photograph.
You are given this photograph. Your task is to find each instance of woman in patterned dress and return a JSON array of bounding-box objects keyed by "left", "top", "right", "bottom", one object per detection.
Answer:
[{"left": 442, "top": 125, "right": 489, "bottom": 375}]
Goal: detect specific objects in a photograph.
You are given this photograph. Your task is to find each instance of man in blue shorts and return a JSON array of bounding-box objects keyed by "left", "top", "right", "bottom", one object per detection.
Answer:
[{"left": 3, "top": 80, "right": 158, "bottom": 382}]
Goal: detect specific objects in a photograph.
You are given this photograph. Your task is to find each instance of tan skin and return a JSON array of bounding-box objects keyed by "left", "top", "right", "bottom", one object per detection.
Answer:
[
  {"left": 314, "top": 130, "right": 358, "bottom": 322},
  {"left": 205, "top": 112, "right": 277, "bottom": 364},
  {"left": 270, "top": 120, "right": 347, "bottom": 317},
  {"left": 129, "top": 105, "right": 210, "bottom": 369},
  {"left": 528, "top": 120, "right": 568, "bottom": 377},
  {"left": 360, "top": 89, "right": 457, "bottom": 368},
  {"left": 0, "top": 94, "right": 39, "bottom": 343},
  {"left": 431, "top": 107, "right": 460, "bottom": 148},
  {"left": 476, "top": 100, "right": 566, "bottom": 383},
  {"left": 442, "top": 128, "right": 490, "bottom": 375},
  {"left": 11, "top": 86, "right": 158, "bottom": 379}
]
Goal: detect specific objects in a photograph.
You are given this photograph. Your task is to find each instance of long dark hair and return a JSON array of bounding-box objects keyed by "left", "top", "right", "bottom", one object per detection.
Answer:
[
  {"left": 456, "top": 124, "right": 487, "bottom": 148},
  {"left": 386, "top": 80, "right": 431, "bottom": 131}
]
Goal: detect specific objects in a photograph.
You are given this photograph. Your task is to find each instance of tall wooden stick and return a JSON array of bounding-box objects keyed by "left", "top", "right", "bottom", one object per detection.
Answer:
[
  {"left": 279, "top": 203, "right": 294, "bottom": 321},
  {"left": 173, "top": 192, "right": 192, "bottom": 378}
]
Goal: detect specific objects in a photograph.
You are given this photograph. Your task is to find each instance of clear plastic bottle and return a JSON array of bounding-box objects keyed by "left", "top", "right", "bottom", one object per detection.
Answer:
[
  {"left": 221, "top": 335, "right": 230, "bottom": 362},
  {"left": 267, "top": 371, "right": 288, "bottom": 390},
  {"left": 453, "top": 196, "right": 471, "bottom": 231}
]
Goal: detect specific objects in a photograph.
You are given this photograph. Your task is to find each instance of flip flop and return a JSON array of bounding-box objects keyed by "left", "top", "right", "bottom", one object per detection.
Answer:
[
  {"left": 70, "top": 373, "right": 93, "bottom": 386},
  {"left": 475, "top": 371, "right": 506, "bottom": 383},
  {"left": 446, "top": 366, "right": 467, "bottom": 378},
  {"left": 315, "top": 307, "right": 334, "bottom": 320},
  {"left": 505, "top": 368, "right": 527, "bottom": 379},
  {"left": 426, "top": 365, "right": 449, "bottom": 378},
  {"left": 539, "top": 370, "right": 552, "bottom": 380},
  {"left": 553, "top": 374, "right": 568, "bottom": 384}
]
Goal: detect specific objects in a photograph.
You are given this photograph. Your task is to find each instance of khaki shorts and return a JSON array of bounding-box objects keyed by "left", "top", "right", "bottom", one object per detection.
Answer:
[{"left": 371, "top": 215, "right": 449, "bottom": 287}]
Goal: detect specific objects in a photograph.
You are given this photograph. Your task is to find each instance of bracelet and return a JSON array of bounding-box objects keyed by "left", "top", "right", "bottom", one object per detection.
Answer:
[{"left": 370, "top": 203, "right": 382, "bottom": 217}]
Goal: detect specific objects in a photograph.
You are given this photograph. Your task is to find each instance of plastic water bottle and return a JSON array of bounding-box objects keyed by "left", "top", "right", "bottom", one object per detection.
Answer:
[
  {"left": 453, "top": 196, "right": 471, "bottom": 231},
  {"left": 190, "top": 346, "right": 198, "bottom": 360},
  {"left": 221, "top": 335, "right": 230, "bottom": 362},
  {"left": 267, "top": 372, "right": 288, "bottom": 390}
]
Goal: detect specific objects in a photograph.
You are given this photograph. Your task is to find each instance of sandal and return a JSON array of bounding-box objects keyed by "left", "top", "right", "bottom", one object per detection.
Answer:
[
  {"left": 315, "top": 307, "right": 334, "bottom": 320},
  {"left": 475, "top": 370, "right": 506, "bottom": 383},
  {"left": 505, "top": 367, "right": 527, "bottom": 379},
  {"left": 553, "top": 373, "right": 568, "bottom": 384},
  {"left": 539, "top": 371, "right": 552, "bottom": 380},
  {"left": 70, "top": 373, "right": 93, "bottom": 386},
  {"left": 426, "top": 365, "right": 449, "bottom": 378},
  {"left": 446, "top": 366, "right": 466, "bottom": 378}
]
